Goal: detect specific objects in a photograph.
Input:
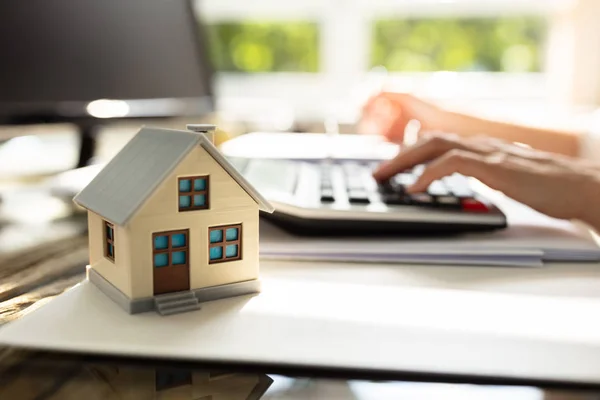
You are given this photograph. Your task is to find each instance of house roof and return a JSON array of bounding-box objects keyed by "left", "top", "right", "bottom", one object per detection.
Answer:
[{"left": 73, "top": 127, "right": 274, "bottom": 226}]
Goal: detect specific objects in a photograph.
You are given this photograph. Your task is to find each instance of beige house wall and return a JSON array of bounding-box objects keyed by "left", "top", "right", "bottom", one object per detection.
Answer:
[
  {"left": 135, "top": 146, "right": 256, "bottom": 219},
  {"left": 127, "top": 146, "right": 260, "bottom": 299},
  {"left": 88, "top": 211, "right": 133, "bottom": 297}
]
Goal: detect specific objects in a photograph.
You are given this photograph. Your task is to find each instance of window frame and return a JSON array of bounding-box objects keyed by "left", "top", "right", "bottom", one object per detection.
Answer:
[
  {"left": 178, "top": 175, "right": 210, "bottom": 212},
  {"left": 198, "top": 0, "right": 559, "bottom": 123},
  {"left": 208, "top": 224, "right": 242, "bottom": 264},
  {"left": 152, "top": 229, "right": 190, "bottom": 269},
  {"left": 104, "top": 220, "right": 115, "bottom": 262}
]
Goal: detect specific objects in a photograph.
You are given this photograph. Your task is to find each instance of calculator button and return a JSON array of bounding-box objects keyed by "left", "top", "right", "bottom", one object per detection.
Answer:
[
  {"left": 410, "top": 193, "right": 434, "bottom": 205},
  {"left": 320, "top": 189, "right": 335, "bottom": 203},
  {"left": 427, "top": 180, "right": 450, "bottom": 196},
  {"left": 392, "top": 173, "right": 417, "bottom": 187},
  {"left": 436, "top": 195, "right": 461, "bottom": 208},
  {"left": 462, "top": 198, "right": 489, "bottom": 212},
  {"left": 345, "top": 176, "right": 364, "bottom": 191},
  {"left": 412, "top": 164, "right": 425, "bottom": 177},
  {"left": 369, "top": 161, "right": 381, "bottom": 171},
  {"left": 382, "top": 193, "right": 410, "bottom": 205},
  {"left": 443, "top": 175, "right": 474, "bottom": 198},
  {"left": 378, "top": 181, "right": 395, "bottom": 194},
  {"left": 348, "top": 190, "right": 370, "bottom": 204}
]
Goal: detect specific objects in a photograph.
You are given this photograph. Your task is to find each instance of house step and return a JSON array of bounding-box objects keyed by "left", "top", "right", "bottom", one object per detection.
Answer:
[
  {"left": 157, "top": 302, "right": 202, "bottom": 316},
  {"left": 154, "top": 291, "right": 196, "bottom": 302},
  {"left": 154, "top": 290, "right": 201, "bottom": 316},
  {"left": 157, "top": 297, "right": 199, "bottom": 312}
]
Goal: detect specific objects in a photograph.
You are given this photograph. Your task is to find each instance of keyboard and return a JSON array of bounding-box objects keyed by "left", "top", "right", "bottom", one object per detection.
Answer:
[{"left": 237, "top": 158, "right": 507, "bottom": 235}]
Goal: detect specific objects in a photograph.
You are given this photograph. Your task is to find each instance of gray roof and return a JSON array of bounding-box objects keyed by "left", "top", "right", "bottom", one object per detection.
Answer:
[{"left": 73, "top": 127, "right": 274, "bottom": 226}]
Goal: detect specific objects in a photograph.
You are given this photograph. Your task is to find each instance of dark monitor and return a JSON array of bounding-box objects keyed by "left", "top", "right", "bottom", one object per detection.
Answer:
[{"left": 0, "top": 0, "right": 214, "bottom": 165}]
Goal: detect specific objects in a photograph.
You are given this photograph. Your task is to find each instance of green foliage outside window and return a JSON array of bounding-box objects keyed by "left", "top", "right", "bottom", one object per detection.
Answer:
[
  {"left": 372, "top": 17, "right": 547, "bottom": 72},
  {"left": 207, "top": 22, "right": 319, "bottom": 73},
  {"left": 206, "top": 17, "right": 547, "bottom": 73}
]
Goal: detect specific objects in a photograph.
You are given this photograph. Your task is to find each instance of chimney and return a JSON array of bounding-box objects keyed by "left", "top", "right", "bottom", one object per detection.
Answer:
[{"left": 187, "top": 124, "right": 216, "bottom": 144}]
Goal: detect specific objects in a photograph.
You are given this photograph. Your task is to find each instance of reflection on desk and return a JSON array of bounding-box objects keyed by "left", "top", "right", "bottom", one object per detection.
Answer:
[
  {"left": 0, "top": 352, "right": 273, "bottom": 399},
  {"left": 1, "top": 347, "right": 596, "bottom": 400}
]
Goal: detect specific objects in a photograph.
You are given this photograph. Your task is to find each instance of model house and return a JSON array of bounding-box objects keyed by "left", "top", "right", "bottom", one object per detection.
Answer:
[{"left": 74, "top": 125, "right": 274, "bottom": 315}]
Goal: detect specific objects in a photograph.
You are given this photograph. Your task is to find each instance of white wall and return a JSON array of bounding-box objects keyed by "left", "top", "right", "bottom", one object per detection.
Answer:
[{"left": 546, "top": 0, "right": 600, "bottom": 107}]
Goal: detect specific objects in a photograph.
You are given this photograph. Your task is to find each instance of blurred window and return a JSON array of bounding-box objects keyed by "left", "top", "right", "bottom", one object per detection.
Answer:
[
  {"left": 198, "top": 0, "right": 569, "bottom": 122},
  {"left": 372, "top": 17, "right": 547, "bottom": 73},
  {"left": 208, "top": 22, "right": 319, "bottom": 73}
]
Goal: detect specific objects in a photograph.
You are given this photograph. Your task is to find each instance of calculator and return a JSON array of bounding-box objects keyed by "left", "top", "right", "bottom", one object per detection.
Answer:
[{"left": 235, "top": 158, "right": 507, "bottom": 235}]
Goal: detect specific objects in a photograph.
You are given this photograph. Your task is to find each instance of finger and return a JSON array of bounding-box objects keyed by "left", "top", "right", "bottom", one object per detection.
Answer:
[
  {"left": 362, "top": 94, "right": 397, "bottom": 117},
  {"left": 359, "top": 96, "right": 399, "bottom": 136},
  {"left": 362, "top": 91, "right": 404, "bottom": 109},
  {"left": 406, "top": 150, "right": 513, "bottom": 194},
  {"left": 381, "top": 107, "right": 409, "bottom": 142},
  {"left": 361, "top": 94, "right": 381, "bottom": 115},
  {"left": 469, "top": 135, "right": 555, "bottom": 163},
  {"left": 373, "top": 133, "right": 468, "bottom": 181}
]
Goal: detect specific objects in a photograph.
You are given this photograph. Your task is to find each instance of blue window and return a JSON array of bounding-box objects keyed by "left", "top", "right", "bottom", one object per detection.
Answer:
[
  {"left": 226, "top": 244, "right": 238, "bottom": 258},
  {"left": 154, "top": 253, "right": 168, "bottom": 268},
  {"left": 179, "top": 179, "right": 191, "bottom": 192},
  {"left": 154, "top": 235, "right": 168, "bottom": 250},
  {"left": 209, "top": 246, "right": 223, "bottom": 260},
  {"left": 171, "top": 233, "right": 186, "bottom": 248},
  {"left": 210, "top": 229, "right": 223, "bottom": 243},
  {"left": 104, "top": 221, "right": 115, "bottom": 262},
  {"left": 179, "top": 196, "right": 191, "bottom": 208},
  {"left": 193, "top": 194, "right": 206, "bottom": 207},
  {"left": 194, "top": 178, "right": 207, "bottom": 191},
  {"left": 153, "top": 230, "right": 189, "bottom": 268},
  {"left": 178, "top": 176, "right": 209, "bottom": 211},
  {"left": 226, "top": 228, "right": 238, "bottom": 241},
  {"left": 108, "top": 243, "right": 114, "bottom": 258},
  {"left": 172, "top": 251, "right": 186, "bottom": 265},
  {"left": 208, "top": 224, "right": 242, "bottom": 263}
]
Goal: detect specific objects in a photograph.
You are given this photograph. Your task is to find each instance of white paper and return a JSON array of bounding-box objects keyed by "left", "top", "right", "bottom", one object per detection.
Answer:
[
  {"left": 260, "top": 187, "right": 600, "bottom": 267},
  {"left": 4, "top": 279, "right": 600, "bottom": 384}
]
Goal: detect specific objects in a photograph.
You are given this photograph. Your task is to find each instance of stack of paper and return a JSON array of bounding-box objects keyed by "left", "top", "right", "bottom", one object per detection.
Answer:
[{"left": 259, "top": 188, "right": 600, "bottom": 267}]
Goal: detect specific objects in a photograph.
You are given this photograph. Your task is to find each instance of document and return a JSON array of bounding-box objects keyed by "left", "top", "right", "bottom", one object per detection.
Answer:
[{"left": 260, "top": 187, "right": 600, "bottom": 267}]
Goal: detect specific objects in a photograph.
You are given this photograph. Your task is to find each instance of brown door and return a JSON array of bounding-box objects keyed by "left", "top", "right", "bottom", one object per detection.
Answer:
[{"left": 152, "top": 229, "right": 190, "bottom": 295}]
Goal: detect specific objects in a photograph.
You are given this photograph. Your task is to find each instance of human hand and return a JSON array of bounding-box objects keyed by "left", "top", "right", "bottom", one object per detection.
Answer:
[
  {"left": 372, "top": 133, "right": 600, "bottom": 228},
  {"left": 358, "top": 92, "right": 446, "bottom": 144}
]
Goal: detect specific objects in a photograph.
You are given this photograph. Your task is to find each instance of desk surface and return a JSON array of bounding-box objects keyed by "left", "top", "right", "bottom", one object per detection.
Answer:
[
  {"left": 3, "top": 244, "right": 597, "bottom": 399},
  {"left": 2, "top": 198, "right": 600, "bottom": 396},
  {"left": 3, "top": 256, "right": 600, "bottom": 389}
]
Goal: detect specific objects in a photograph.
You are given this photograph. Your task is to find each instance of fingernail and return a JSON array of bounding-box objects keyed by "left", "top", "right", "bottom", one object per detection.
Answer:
[
  {"left": 372, "top": 172, "right": 385, "bottom": 182},
  {"left": 372, "top": 164, "right": 387, "bottom": 180}
]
